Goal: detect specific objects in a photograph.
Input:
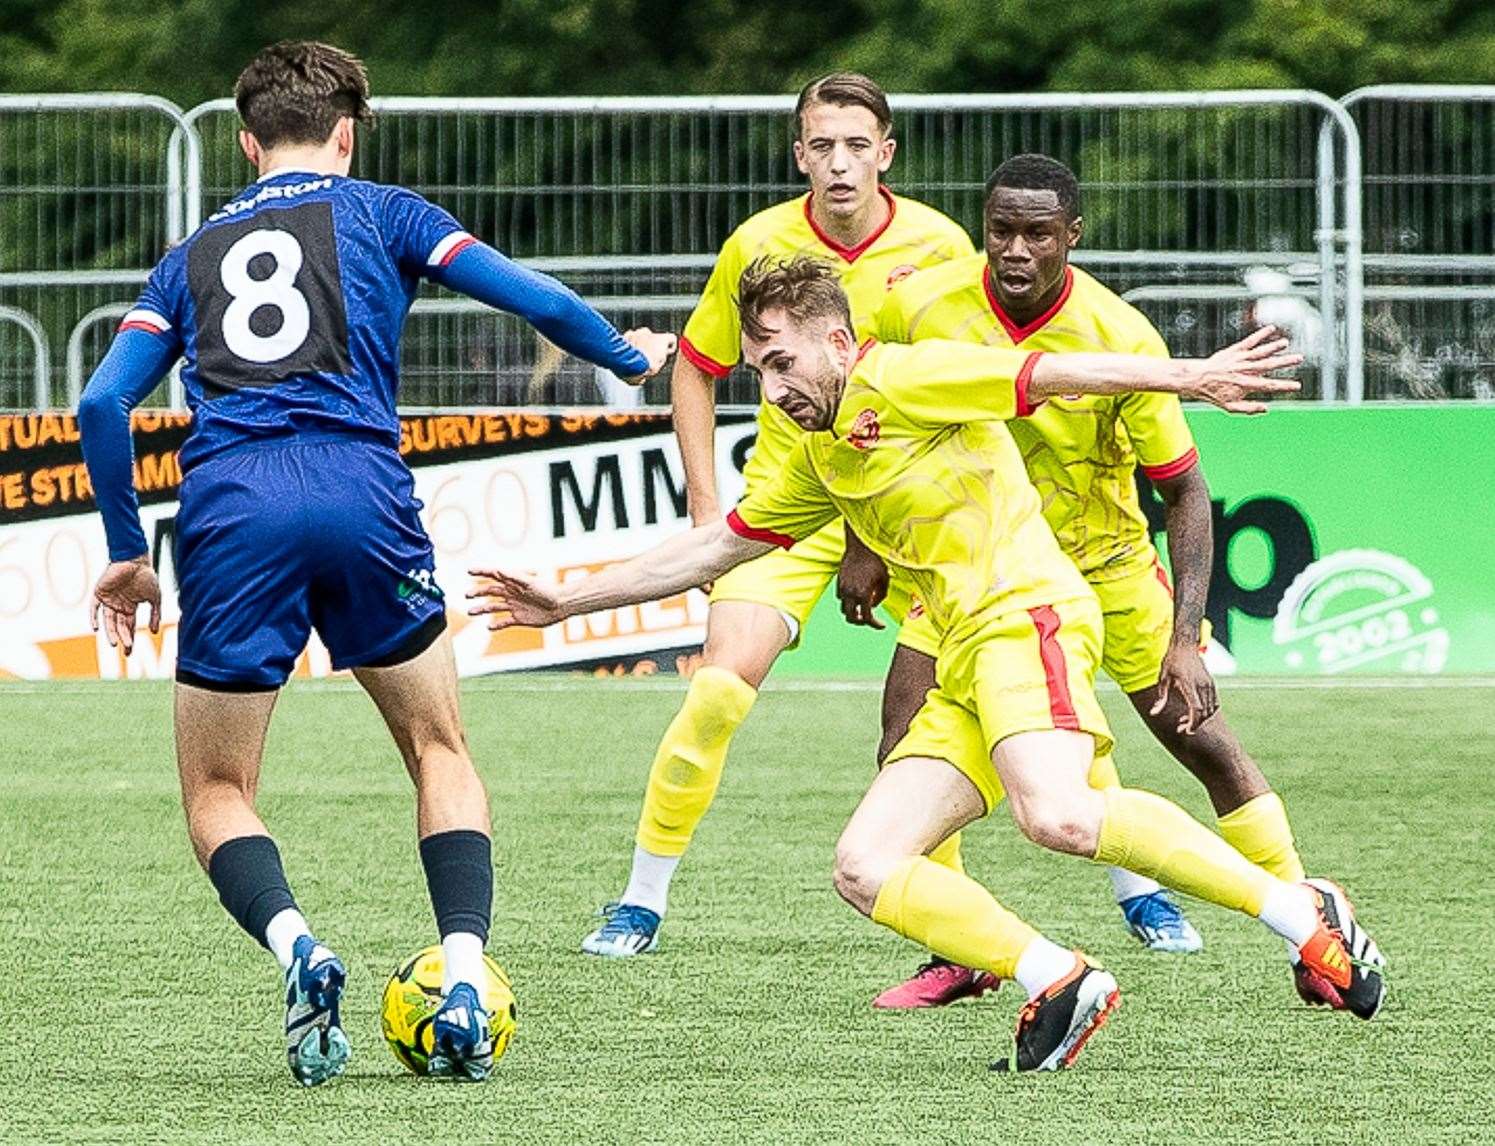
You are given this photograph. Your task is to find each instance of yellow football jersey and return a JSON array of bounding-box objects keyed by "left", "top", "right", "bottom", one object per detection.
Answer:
[
  {"left": 875, "top": 255, "right": 1198, "bottom": 578},
  {"left": 727, "top": 340, "right": 1092, "bottom": 644},
  {"left": 680, "top": 189, "right": 974, "bottom": 491}
]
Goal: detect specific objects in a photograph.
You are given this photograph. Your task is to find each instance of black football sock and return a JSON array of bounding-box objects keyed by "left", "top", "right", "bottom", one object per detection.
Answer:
[
  {"left": 419, "top": 829, "right": 493, "bottom": 943},
  {"left": 207, "top": 834, "right": 299, "bottom": 950}
]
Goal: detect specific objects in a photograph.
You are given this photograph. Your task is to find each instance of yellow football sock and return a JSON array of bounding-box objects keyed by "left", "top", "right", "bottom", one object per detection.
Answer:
[
  {"left": 871, "top": 856, "right": 1039, "bottom": 980},
  {"left": 927, "top": 832, "right": 965, "bottom": 875},
  {"left": 1218, "top": 792, "right": 1306, "bottom": 883},
  {"left": 634, "top": 666, "right": 757, "bottom": 857},
  {"left": 1094, "top": 787, "right": 1278, "bottom": 917},
  {"left": 1088, "top": 752, "right": 1121, "bottom": 790}
]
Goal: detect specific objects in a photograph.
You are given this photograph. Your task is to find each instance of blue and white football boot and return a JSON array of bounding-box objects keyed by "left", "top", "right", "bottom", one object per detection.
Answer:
[
  {"left": 1119, "top": 890, "right": 1204, "bottom": 954},
  {"left": 580, "top": 902, "right": 661, "bottom": 958},
  {"left": 284, "top": 935, "right": 350, "bottom": 1087},
  {"left": 428, "top": 981, "right": 494, "bottom": 1082}
]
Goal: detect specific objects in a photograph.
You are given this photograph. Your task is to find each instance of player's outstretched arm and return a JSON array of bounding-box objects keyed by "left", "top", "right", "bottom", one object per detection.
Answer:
[
  {"left": 1029, "top": 326, "right": 1302, "bottom": 413},
  {"left": 430, "top": 242, "right": 675, "bottom": 383},
  {"left": 467, "top": 520, "right": 770, "bottom": 629},
  {"left": 77, "top": 329, "right": 174, "bottom": 651}
]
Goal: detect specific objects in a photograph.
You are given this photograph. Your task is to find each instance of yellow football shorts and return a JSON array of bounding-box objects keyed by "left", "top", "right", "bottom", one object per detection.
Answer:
[
  {"left": 895, "top": 601, "right": 942, "bottom": 658},
  {"left": 710, "top": 517, "right": 918, "bottom": 648},
  {"left": 884, "top": 595, "right": 1114, "bottom": 813},
  {"left": 1091, "top": 551, "right": 1210, "bottom": 694}
]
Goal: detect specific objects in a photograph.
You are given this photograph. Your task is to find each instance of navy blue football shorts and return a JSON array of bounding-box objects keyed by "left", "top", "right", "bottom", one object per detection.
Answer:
[{"left": 174, "top": 436, "right": 444, "bottom": 689}]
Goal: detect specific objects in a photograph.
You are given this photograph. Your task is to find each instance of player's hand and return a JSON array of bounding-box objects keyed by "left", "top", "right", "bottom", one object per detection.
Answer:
[
  {"left": 1151, "top": 642, "right": 1219, "bottom": 735},
  {"left": 90, "top": 554, "right": 161, "bottom": 655},
  {"left": 837, "top": 530, "right": 889, "bottom": 629},
  {"left": 1189, "top": 325, "right": 1303, "bottom": 413},
  {"left": 620, "top": 328, "right": 678, "bottom": 385},
  {"left": 466, "top": 568, "right": 568, "bottom": 629}
]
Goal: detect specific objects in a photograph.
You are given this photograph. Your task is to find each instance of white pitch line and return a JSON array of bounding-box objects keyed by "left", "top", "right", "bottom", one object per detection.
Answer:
[
  {"left": 462, "top": 676, "right": 1495, "bottom": 694},
  {"left": 4, "top": 675, "right": 1495, "bottom": 695}
]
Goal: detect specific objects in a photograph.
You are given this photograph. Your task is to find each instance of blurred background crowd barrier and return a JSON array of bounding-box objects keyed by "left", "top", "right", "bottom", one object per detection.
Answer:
[{"left": 1, "top": 86, "right": 1491, "bottom": 413}]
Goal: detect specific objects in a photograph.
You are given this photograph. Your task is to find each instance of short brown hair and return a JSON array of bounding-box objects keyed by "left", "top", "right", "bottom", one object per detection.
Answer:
[
  {"left": 235, "top": 40, "right": 373, "bottom": 150},
  {"left": 795, "top": 72, "right": 893, "bottom": 139},
  {"left": 737, "top": 256, "right": 854, "bottom": 342}
]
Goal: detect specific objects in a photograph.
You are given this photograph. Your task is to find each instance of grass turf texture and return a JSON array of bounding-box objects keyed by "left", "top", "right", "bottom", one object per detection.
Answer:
[{"left": 2, "top": 677, "right": 1491, "bottom": 1145}]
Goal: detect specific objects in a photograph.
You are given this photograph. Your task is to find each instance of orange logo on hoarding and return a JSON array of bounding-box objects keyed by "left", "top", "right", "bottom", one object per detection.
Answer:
[{"left": 849, "top": 408, "right": 881, "bottom": 449}]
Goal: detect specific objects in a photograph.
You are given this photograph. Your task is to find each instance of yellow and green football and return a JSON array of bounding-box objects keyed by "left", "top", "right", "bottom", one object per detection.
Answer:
[{"left": 380, "top": 945, "right": 517, "bottom": 1075}]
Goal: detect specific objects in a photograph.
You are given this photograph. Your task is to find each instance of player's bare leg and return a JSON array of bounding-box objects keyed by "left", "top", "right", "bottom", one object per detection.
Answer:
[
  {"left": 356, "top": 630, "right": 497, "bottom": 1080},
  {"left": 355, "top": 631, "right": 490, "bottom": 840},
  {"left": 1130, "top": 687, "right": 1270, "bottom": 813},
  {"left": 1128, "top": 687, "right": 1298, "bottom": 888},
  {"left": 176, "top": 683, "right": 278, "bottom": 865},
  {"left": 881, "top": 648, "right": 1201, "bottom": 966},
  {"left": 992, "top": 728, "right": 1385, "bottom": 1017},
  {"left": 869, "top": 644, "right": 1194, "bottom": 1011},
  {"left": 176, "top": 682, "right": 349, "bottom": 1086},
  {"left": 583, "top": 599, "right": 788, "bottom": 957},
  {"left": 835, "top": 754, "right": 1119, "bottom": 1072},
  {"left": 869, "top": 646, "right": 1000, "bottom": 1008}
]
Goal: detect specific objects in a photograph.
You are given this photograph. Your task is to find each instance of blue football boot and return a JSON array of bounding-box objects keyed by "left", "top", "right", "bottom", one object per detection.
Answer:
[
  {"left": 1120, "top": 890, "right": 1204, "bottom": 954},
  {"left": 428, "top": 981, "right": 494, "bottom": 1081},
  {"left": 580, "top": 902, "right": 662, "bottom": 958},
  {"left": 284, "top": 935, "right": 350, "bottom": 1087}
]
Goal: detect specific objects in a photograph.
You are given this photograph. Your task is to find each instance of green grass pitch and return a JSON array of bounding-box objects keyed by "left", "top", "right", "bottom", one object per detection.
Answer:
[{"left": 3, "top": 676, "right": 1492, "bottom": 1144}]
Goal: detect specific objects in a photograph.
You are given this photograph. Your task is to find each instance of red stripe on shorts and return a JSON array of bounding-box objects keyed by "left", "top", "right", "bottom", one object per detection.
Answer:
[
  {"left": 1027, "top": 605, "right": 1081, "bottom": 731},
  {"left": 1153, "top": 558, "right": 1173, "bottom": 596}
]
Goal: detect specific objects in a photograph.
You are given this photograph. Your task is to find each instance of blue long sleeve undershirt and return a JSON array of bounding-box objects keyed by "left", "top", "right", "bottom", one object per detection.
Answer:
[
  {"left": 78, "top": 330, "right": 178, "bottom": 561},
  {"left": 429, "top": 242, "right": 650, "bottom": 379},
  {"left": 78, "top": 240, "right": 651, "bottom": 563}
]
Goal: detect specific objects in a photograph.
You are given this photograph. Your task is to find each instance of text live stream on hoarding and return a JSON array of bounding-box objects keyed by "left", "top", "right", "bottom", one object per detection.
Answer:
[{"left": 0, "top": 406, "right": 1490, "bottom": 681}]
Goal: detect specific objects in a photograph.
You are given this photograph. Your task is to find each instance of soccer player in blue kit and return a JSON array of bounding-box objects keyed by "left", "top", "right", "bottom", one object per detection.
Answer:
[{"left": 78, "top": 41, "right": 675, "bottom": 1086}]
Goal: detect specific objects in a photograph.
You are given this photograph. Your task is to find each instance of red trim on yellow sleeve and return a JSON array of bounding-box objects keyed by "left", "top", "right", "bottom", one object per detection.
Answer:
[
  {"left": 1141, "top": 447, "right": 1200, "bottom": 482},
  {"left": 1015, "top": 352, "right": 1046, "bottom": 417},
  {"left": 726, "top": 508, "right": 796, "bottom": 549},
  {"left": 679, "top": 335, "right": 735, "bottom": 379}
]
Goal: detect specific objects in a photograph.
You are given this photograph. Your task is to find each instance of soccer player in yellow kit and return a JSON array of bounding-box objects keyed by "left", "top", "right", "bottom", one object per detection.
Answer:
[
  {"left": 579, "top": 73, "right": 973, "bottom": 957},
  {"left": 469, "top": 257, "right": 1385, "bottom": 1072},
  {"left": 858, "top": 153, "right": 1343, "bottom": 1010}
]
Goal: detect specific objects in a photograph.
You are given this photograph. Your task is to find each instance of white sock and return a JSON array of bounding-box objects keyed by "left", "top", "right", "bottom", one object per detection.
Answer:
[
  {"left": 1013, "top": 937, "right": 1079, "bottom": 1000},
  {"left": 441, "top": 931, "right": 487, "bottom": 994},
  {"left": 264, "top": 908, "right": 312, "bottom": 971},
  {"left": 1257, "top": 881, "right": 1319, "bottom": 947},
  {"left": 620, "top": 845, "right": 680, "bottom": 917},
  {"left": 1108, "top": 866, "right": 1163, "bottom": 904}
]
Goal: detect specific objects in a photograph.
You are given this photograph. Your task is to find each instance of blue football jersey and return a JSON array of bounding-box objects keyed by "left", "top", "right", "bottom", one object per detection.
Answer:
[{"left": 121, "top": 169, "right": 473, "bottom": 471}]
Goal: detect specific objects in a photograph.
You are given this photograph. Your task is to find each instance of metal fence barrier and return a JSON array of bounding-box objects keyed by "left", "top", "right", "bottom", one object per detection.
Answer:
[
  {"left": 5, "top": 87, "right": 1494, "bottom": 410},
  {"left": 177, "top": 91, "right": 1359, "bottom": 405},
  {"left": 0, "top": 94, "right": 197, "bottom": 408},
  {"left": 0, "top": 305, "right": 49, "bottom": 410},
  {"left": 1341, "top": 85, "right": 1495, "bottom": 400}
]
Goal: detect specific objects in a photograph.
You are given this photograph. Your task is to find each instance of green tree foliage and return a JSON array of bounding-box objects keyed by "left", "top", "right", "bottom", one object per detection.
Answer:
[{"left": 1, "top": 0, "right": 1490, "bottom": 102}]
